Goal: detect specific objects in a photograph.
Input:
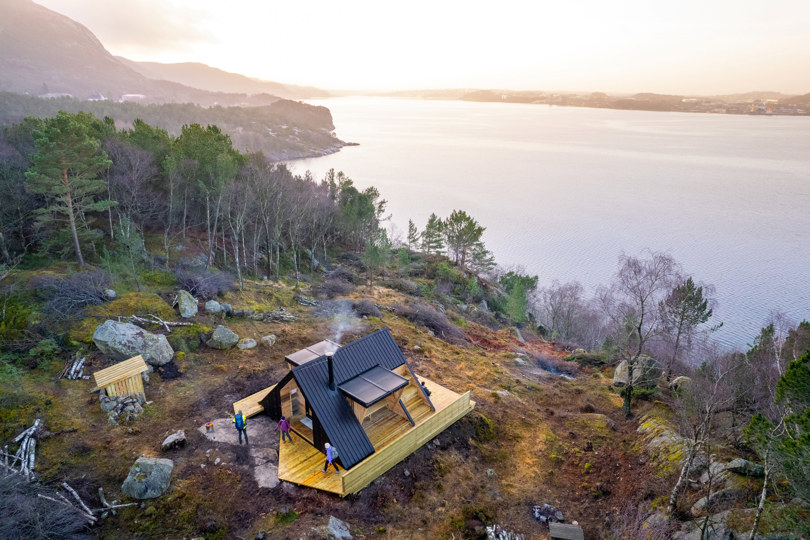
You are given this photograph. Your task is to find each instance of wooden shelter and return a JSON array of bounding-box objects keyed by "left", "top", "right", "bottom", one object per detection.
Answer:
[
  {"left": 93, "top": 355, "right": 149, "bottom": 398},
  {"left": 233, "top": 328, "right": 474, "bottom": 495}
]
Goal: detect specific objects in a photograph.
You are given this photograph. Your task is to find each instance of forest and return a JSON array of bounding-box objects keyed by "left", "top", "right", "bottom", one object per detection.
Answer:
[{"left": 0, "top": 110, "right": 808, "bottom": 539}]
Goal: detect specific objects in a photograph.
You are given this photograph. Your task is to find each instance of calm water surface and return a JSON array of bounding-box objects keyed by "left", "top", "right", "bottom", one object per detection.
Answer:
[{"left": 295, "top": 97, "right": 810, "bottom": 349}]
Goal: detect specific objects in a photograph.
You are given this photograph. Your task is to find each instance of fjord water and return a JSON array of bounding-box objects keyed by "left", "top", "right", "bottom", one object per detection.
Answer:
[{"left": 295, "top": 97, "right": 810, "bottom": 349}]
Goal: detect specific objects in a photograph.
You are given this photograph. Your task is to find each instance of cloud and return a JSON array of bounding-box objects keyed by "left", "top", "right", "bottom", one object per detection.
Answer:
[{"left": 34, "top": 0, "right": 217, "bottom": 57}]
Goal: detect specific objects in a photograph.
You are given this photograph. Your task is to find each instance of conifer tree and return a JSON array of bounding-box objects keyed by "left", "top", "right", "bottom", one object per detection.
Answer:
[
  {"left": 407, "top": 219, "right": 421, "bottom": 252},
  {"left": 25, "top": 111, "right": 113, "bottom": 266},
  {"left": 422, "top": 213, "right": 444, "bottom": 255}
]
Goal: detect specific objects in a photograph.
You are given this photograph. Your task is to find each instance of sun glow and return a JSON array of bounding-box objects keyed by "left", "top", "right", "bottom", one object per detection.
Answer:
[{"left": 33, "top": 0, "right": 810, "bottom": 94}]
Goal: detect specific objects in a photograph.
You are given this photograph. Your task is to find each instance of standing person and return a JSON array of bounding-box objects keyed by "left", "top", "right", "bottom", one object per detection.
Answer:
[
  {"left": 276, "top": 415, "right": 293, "bottom": 443},
  {"left": 233, "top": 410, "right": 249, "bottom": 445},
  {"left": 321, "top": 442, "right": 340, "bottom": 473}
]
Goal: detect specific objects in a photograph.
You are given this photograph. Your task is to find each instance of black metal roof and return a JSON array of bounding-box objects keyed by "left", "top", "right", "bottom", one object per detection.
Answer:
[
  {"left": 290, "top": 328, "right": 409, "bottom": 469},
  {"left": 339, "top": 366, "right": 408, "bottom": 408}
]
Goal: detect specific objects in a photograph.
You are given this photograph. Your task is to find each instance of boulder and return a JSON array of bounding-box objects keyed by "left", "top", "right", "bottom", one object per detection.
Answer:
[
  {"left": 161, "top": 430, "right": 186, "bottom": 451},
  {"left": 121, "top": 456, "right": 173, "bottom": 499},
  {"left": 104, "top": 288, "right": 117, "bottom": 299},
  {"left": 176, "top": 290, "right": 198, "bottom": 318},
  {"left": 207, "top": 325, "right": 239, "bottom": 350},
  {"left": 237, "top": 338, "right": 257, "bottom": 350},
  {"left": 690, "top": 488, "right": 746, "bottom": 516},
  {"left": 261, "top": 334, "right": 277, "bottom": 347},
  {"left": 514, "top": 358, "right": 526, "bottom": 367},
  {"left": 205, "top": 300, "right": 222, "bottom": 313},
  {"left": 314, "top": 516, "right": 352, "bottom": 539},
  {"left": 613, "top": 355, "right": 662, "bottom": 389},
  {"left": 669, "top": 376, "right": 693, "bottom": 392},
  {"left": 724, "top": 458, "right": 765, "bottom": 477},
  {"left": 93, "top": 320, "right": 174, "bottom": 366}
]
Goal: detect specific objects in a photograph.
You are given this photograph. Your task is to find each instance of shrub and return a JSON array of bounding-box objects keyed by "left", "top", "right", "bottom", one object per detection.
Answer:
[
  {"left": 325, "top": 266, "right": 359, "bottom": 284},
  {"left": 316, "top": 279, "right": 356, "bottom": 298},
  {"left": 172, "top": 266, "right": 235, "bottom": 299},
  {"left": 473, "top": 413, "right": 497, "bottom": 442},
  {"left": 30, "top": 271, "right": 110, "bottom": 320},
  {"left": 0, "top": 474, "right": 90, "bottom": 539},
  {"left": 393, "top": 302, "right": 466, "bottom": 343},
  {"left": 353, "top": 299, "right": 381, "bottom": 318},
  {"left": 564, "top": 350, "right": 608, "bottom": 367}
]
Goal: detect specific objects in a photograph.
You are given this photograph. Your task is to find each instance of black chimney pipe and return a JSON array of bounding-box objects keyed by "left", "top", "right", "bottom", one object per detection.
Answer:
[{"left": 327, "top": 355, "right": 335, "bottom": 390}]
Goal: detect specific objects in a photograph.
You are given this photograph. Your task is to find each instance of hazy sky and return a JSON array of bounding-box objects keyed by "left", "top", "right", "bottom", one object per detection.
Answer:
[{"left": 35, "top": 0, "right": 810, "bottom": 94}]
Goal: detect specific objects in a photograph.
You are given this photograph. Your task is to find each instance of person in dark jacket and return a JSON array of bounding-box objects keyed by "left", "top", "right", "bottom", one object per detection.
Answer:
[
  {"left": 276, "top": 415, "right": 293, "bottom": 442},
  {"left": 321, "top": 442, "right": 340, "bottom": 473},
  {"left": 233, "top": 410, "right": 248, "bottom": 445}
]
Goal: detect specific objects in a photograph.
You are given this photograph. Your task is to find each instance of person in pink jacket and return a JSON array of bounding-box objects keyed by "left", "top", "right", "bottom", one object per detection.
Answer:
[{"left": 276, "top": 415, "right": 292, "bottom": 443}]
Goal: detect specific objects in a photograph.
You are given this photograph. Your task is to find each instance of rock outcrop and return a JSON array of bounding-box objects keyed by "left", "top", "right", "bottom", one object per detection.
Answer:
[
  {"left": 207, "top": 325, "right": 239, "bottom": 350},
  {"left": 176, "top": 290, "right": 197, "bottom": 318},
  {"left": 613, "top": 355, "right": 662, "bottom": 389},
  {"left": 237, "top": 338, "right": 257, "bottom": 350},
  {"left": 93, "top": 320, "right": 173, "bottom": 366},
  {"left": 161, "top": 430, "right": 187, "bottom": 451},
  {"left": 121, "top": 456, "right": 174, "bottom": 499},
  {"left": 724, "top": 458, "right": 765, "bottom": 477}
]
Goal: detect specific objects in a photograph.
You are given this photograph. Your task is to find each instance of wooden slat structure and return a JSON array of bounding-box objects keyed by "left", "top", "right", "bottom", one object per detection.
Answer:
[
  {"left": 549, "top": 522, "right": 584, "bottom": 540},
  {"left": 274, "top": 375, "right": 474, "bottom": 496},
  {"left": 93, "top": 355, "right": 148, "bottom": 397},
  {"left": 232, "top": 384, "right": 276, "bottom": 418}
]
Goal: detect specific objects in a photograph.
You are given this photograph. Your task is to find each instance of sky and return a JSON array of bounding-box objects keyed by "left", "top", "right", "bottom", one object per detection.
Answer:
[{"left": 34, "top": 0, "right": 810, "bottom": 95}]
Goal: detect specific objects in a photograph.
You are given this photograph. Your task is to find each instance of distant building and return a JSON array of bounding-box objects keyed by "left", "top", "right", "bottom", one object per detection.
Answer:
[
  {"left": 87, "top": 92, "right": 107, "bottom": 101},
  {"left": 39, "top": 93, "right": 73, "bottom": 99},
  {"left": 120, "top": 94, "right": 146, "bottom": 102}
]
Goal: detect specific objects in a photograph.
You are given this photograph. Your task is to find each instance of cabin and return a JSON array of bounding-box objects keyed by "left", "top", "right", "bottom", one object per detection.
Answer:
[
  {"left": 93, "top": 355, "right": 148, "bottom": 399},
  {"left": 233, "top": 328, "right": 474, "bottom": 495}
]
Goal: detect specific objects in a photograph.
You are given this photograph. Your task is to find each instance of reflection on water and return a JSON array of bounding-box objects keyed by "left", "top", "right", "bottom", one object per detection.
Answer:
[{"left": 294, "top": 97, "right": 810, "bottom": 349}]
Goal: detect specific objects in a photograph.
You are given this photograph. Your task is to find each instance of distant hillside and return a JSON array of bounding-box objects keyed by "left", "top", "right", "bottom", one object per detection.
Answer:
[
  {"left": 0, "top": 0, "right": 310, "bottom": 107},
  {"left": 117, "top": 59, "right": 329, "bottom": 100},
  {"left": 0, "top": 92, "right": 346, "bottom": 161}
]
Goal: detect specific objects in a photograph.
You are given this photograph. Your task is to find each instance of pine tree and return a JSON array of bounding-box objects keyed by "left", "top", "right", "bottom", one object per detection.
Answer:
[
  {"left": 25, "top": 112, "right": 114, "bottom": 266},
  {"left": 422, "top": 213, "right": 444, "bottom": 255},
  {"left": 442, "top": 209, "right": 485, "bottom": 268},
  {"left": 407, "top": 219, "right": 421, "bottom": 252}
]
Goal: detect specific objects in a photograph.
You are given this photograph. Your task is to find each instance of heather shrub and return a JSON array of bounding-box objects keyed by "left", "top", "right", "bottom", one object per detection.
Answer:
[
  {"left": 316, "top": 278, "right": 356, "bottom": 298},
  {"left": 173, "top": 266, "right": 235, "bottom": 299},
  {"left": 353, "top": 299, "right": 381, "bottom": 318},
  {"left": 394, "top": 301, "right": 466, "bottom": 343}
]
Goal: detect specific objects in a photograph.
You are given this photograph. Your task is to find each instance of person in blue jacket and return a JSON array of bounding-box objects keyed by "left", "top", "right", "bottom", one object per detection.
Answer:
[
  {"left": 233, "top": 410, "right": 248, "bottom": 445},
  {"left": 321, "top": 442, "right": 340, "bottom": 473}
]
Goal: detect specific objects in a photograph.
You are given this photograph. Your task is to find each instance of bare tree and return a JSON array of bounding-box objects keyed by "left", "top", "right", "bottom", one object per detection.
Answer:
[
  {"left": 667, "top": 347, "right": 734, "bottom": 517},
  {"left": 599, "top": 250, "right": 680, "bottom": 418}
]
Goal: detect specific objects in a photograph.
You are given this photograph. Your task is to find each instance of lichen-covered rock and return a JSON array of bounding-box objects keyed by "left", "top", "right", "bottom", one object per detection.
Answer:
[
  {"left": 206, "top": 325, "right": 239, "bottom": 349},
  {"left": 261, "top": 334, "right": 277, "bottom": 347},
  {"left": 161, "top": 430, "right": 186, "bottom": 451},
  {"left": 122, "top": 456, "right": 173, "bottom": 499},
  {"left": 104, "top": 288, "right": 117, "bottom": 299},
  {"left": 176, "top": 290, "right": 198, "bottom": 318},
  {"left": 93, "top": 320, "right": 174, "bottom": 366},
  {"left": 613, "top": 355, "right": 662, "bottom": 389},
  {"left": 237, "top": 338, "right": 257, "bottom": 350},
  {"left": 637, "top": 413, "right": 690, "bottom": 475},
  {"left": 205, "top": 300, "right": 222, "bottom": 313},
  {"left": 724, "top": 458, "right": 765, "bottom": 477}
]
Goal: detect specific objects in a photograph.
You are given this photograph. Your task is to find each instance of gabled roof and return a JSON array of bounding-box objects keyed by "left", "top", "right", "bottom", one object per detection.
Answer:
[{"left": 291, "top": 328, "right": 408, "bottom": 469}]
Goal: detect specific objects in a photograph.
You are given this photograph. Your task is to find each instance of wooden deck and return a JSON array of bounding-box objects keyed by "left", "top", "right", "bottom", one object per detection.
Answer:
[
  {"left": 232, "top": 384, "right": 275, "bottom": 418},
  {"left": 93, "top": 355, "right": 148, "bottom": 397},
  {"left": 277, "top": 376, "right": 474, "bottom": 496}
]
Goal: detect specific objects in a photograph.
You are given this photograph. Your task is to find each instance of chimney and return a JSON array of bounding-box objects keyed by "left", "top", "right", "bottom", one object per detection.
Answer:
[{"left": 327, "top": 355, "right": 336, "bottom": 390}]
